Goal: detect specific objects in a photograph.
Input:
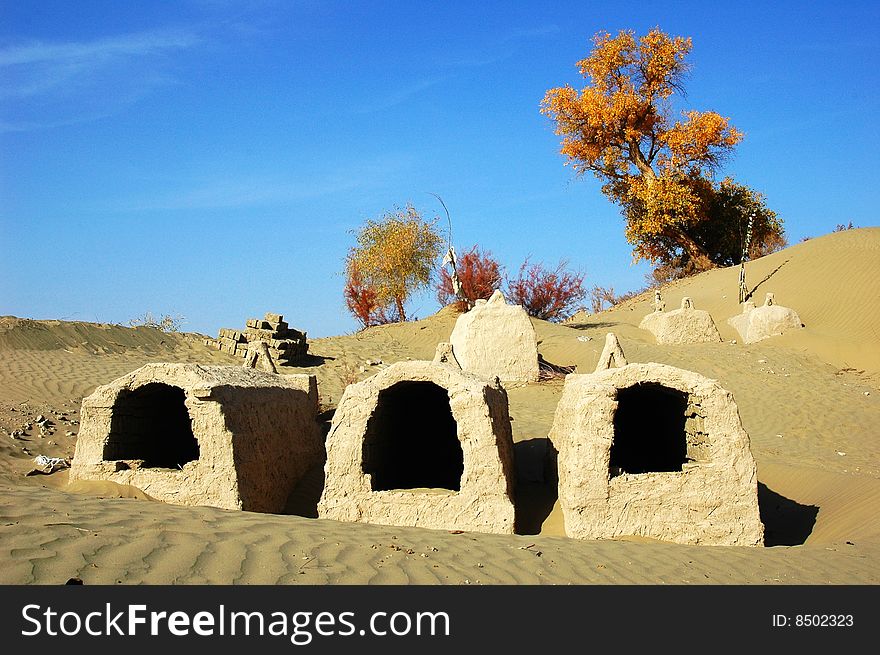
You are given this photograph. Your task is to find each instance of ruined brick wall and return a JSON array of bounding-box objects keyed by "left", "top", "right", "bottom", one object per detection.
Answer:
[{"left": 204, "top": 312, "right": 308, "bottom": 365}]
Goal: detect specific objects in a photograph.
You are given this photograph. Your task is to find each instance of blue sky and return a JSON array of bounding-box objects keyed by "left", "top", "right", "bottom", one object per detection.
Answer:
[{"left": 2, "top": 1, "right": 878, "bottom": 337}]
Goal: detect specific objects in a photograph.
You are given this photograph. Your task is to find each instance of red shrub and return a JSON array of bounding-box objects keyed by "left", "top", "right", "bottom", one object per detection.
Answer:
[
  {"left": 506, "top": 259, "right": 587, "bottom": 322},
  {"left": 344, "top": 261, "right": 395, "bottom": 328},
  {"left": 437, "top": 245, "right": 504, "bottom": 311}
]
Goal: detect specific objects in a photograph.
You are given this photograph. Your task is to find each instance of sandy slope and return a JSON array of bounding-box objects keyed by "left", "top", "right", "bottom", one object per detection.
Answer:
[
  {"left": 0, "top": 229, "right": 878, "bottom": 584},
  {"left": 567, "top": 226, "right": 880, "bottom": 385}
]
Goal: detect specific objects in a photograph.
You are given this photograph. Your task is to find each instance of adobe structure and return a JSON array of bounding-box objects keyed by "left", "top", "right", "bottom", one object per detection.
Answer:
[
  {"left": 317, "top": 360, "right": 517, "bottom": 534},
  {"left": 549, "top": 334, "right": 763, "bottom": 546},
  {"left": 639, "top": 296, "right": 722, "bottom": 345},
  {"left": 205, "top": 312, "right": 308, "bottom": 366},
  {"left": 448, "top": 290, "right": 539, "bottom": 383},
  {"left": 727, "top": 293, "right": 804, "bottom": 344},
  {"left": 69, "top": 363, "right": 323, "bottom": 513}
]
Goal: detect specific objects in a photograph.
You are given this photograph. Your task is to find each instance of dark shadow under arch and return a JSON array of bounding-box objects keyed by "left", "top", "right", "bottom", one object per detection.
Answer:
[
  {"left": 361, "top": 381, "right": 463, "bottom": 491},
  {"left": 610, "top": 383, "right": 688, "bottom": 475},
  {"left": 103, "top": 383, "right": 199, "bottom": 469}
]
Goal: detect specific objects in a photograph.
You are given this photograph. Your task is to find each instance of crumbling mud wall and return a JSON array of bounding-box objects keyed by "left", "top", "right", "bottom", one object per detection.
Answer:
[
  {"left": 70, "top": 363, "right": 323, "bottom": 512},
  {"left": 205, "top": 312, "right": 308, "bottom": 365},
  {"left": 318, "top": 360, "right": 517, "bottom": 534}
]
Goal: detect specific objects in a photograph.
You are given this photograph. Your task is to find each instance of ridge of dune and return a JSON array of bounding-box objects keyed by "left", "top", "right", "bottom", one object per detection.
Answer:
[{"left": 0, "top": 316, "right": 209, "bottom": 354}]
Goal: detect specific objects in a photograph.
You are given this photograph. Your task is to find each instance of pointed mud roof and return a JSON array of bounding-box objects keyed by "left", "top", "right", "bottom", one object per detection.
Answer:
[
  {"left": 449, "top": 290, "right": 539, "bottom": 383},
  {"left": 728, "top": 293, "right": 804, "bottom": 344},
  {"left": 549, "top": 335, "right": 763, "bottom": 546},
  {"left": 318, "top": 359, "right": 517, "bottom": 534}
]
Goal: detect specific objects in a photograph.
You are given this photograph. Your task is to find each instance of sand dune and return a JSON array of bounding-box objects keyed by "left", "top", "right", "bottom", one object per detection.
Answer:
[
  {"left": 0, "top": 228, "right": 878, "bottom": 584},
  {"left": 568, "top": 227, "right": 880, "bottom": 383}
]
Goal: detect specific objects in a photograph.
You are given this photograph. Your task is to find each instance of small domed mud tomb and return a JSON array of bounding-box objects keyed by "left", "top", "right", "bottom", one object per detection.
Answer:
[
  {"left": 727, "top": 293, "right": 804, "bottom": 344},
  {"left": 639, "top": 296, "right": 722, "bottom": 345},
  {"left": 549, "top": 335, "right": 763, "bottom": 546},
  {"left": 318, "top": 360, "right": 517, "bottom": 534},
  {"left": 69, "top": 363, "right": 323, "bottom": 513}
]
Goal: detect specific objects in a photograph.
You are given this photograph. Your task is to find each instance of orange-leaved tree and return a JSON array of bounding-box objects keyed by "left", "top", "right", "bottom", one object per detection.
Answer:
[
  {"left": 437, "top": 245, "right": 504, "bottom": 311},
  {"left": 643, "top": 177, "right": 786, "bottom": 284},
  {"left": 541, "top": 28, "right": 770, "bottom": 273},
  {"left": 344, "top": 204, "right": 443, "bottom": 325}
]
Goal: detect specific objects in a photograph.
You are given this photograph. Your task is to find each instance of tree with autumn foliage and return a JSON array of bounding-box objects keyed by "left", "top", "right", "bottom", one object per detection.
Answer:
[
  {"left": 344, "top": 204, "right": 443, "bottom": 326},
  {"left": 690, "top": 178, "right": 785, "bottom": 265},
  {"left": 541, "top": 28, "right": 784, "bottom": 275},
  {"left": 506, "top": 259, "right": 587, "bottom": 322},
  {"left": 642, "top": 177, "right": 786, "bottom": 284},
  {"left": 437, "top": 245, "right": 504, "bottom": 311},
  {"left": 344, "top": 259, "right": 395, "bottom": 328}
]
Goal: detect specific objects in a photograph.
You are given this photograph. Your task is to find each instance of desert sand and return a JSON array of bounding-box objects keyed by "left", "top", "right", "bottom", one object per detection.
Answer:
[{"left": 1, "top": 227, "right": 878, "bottom": 584}]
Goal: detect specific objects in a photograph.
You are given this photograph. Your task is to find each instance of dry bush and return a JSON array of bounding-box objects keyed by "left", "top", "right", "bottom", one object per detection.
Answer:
[
  {"left": 128, "top": 312, "right": 185, "bottom": 332},
  {"left": 338, "top": 359, "right": 362, "bottom": 388},
  {"left": 506, "top": 259, "right": 587, "bottom": 322},
  {"left": 647, "top": 262, "right": 686, "bottom": 287},
  {"left": 802, "top": 222, "right": 858, "bottom": 243},
  {"left": 437, "top": 245, "right": 504, "bottom": 311},
  {"left": 588, "top": 285, "right": 617, "bottom": 313},
  {"left": 588, "top": 285, "right": 641, "bottom": 313}
]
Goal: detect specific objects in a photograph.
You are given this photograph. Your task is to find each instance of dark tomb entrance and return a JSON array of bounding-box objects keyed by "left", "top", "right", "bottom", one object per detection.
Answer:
[
  {"left": 103, "top": 383, "right": 199, "bottom": 469},
  {"left": 362, "top": 381, "right": 464, "bottom": 491},
  {"left": 610, "top": 382, "right": 688, "bottom": 476}
]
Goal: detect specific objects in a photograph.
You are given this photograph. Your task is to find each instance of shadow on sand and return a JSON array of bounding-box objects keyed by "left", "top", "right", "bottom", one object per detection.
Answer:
[
  {"left": 567, "top": 321, "right": 622, "bottom": 331},
  {"left": 758, "top": 482, "right": 818, "bottom": 546},
  {"left": 745, "top": 259, "right": 790, "bottom": 302},
  {"left": 293, "top": 353, "right": 333, "bottom": 367},
  {"left": 513, "top": 438, "right": 559, "bottom": 535},
  {"left": 284, "top": 461, "right": 326, "bottom": 518},
  {"left": 283, "top": 413, "right": 333, "bottom": 518}
]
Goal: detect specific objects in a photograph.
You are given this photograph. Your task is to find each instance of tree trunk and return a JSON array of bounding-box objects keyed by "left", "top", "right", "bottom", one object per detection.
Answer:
[
  {"left": 627, "top": 142, "right": 713, "bottom": 270},
  {"left": 675, "top": 228, "right": 714, "bottom": 271},
  {"left": 630, "top": 141, "right": 655, "bottom": 179},
  {"left": 395, "top": 296, "right": 406, "bottom": 322}
]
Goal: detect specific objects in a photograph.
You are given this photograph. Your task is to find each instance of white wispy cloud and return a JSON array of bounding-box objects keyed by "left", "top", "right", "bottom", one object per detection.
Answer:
[
  {"left": 132, "top": 175, "right": 364, "bottom": 211},
  {"left": 439, "top": 23, "right": 560, "bottom": 68},
  {"left": 0, "top": 29, "right": 199, "bottom": 68},
  {"left": 0, "top": 28, "right": 200, "bottom": 129},
  {"left": 0, "top": 112, "right": 114, "bottom": 133},
  {"left": 354, "top": 24, "right": 561, "bottom": 114}
]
